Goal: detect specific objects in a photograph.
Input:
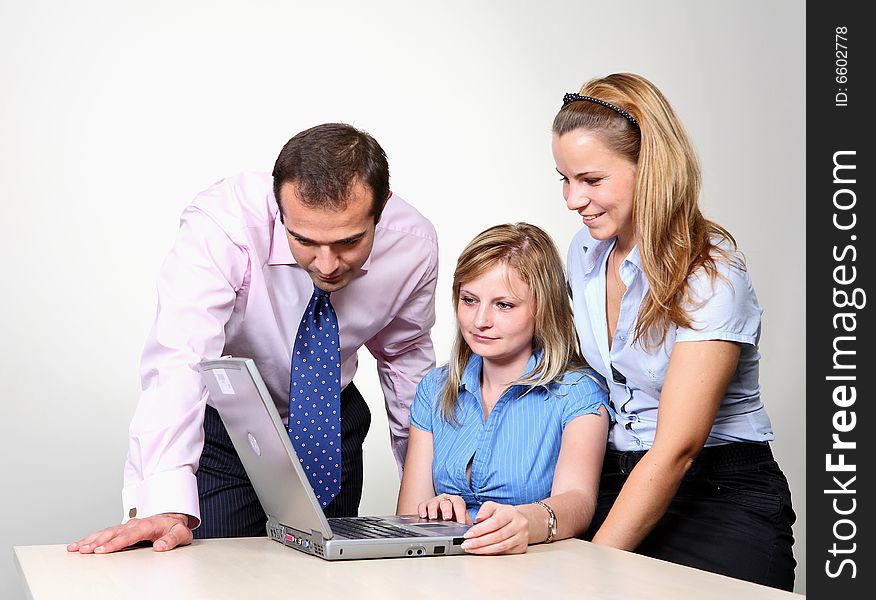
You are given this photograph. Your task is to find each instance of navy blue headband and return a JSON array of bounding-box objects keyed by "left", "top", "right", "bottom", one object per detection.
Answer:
[{"left": 562, "top": 92, "right": 640, "bottom": 129}]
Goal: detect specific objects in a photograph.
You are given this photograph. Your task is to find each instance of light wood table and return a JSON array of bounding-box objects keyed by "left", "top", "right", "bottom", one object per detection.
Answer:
[{"left": 15, "top": 537, "right": 804, "bottom": 599}]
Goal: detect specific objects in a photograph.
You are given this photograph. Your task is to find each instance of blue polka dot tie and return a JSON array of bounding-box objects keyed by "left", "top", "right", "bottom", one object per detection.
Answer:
[{"left": 287, "top": 285, "right": 341, "bottom": 509}]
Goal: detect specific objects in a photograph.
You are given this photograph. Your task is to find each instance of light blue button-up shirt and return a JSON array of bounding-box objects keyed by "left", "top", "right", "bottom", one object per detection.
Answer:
[
  {"left": 566, "top": 227, "right": 774, "bottom": 451},
  {"left": 410, "top": 351, "right": 611, "bottom": 521}
]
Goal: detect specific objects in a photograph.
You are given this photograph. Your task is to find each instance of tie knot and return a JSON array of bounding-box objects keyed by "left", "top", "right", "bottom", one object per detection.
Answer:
[{"left": 313, "top": 285, "right": 330, "bottom": 299}]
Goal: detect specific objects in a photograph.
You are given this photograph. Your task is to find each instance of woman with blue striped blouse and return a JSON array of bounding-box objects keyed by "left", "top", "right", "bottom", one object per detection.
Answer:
[{"left": 397, "top": 222, "right": 612, "bottom": 554}]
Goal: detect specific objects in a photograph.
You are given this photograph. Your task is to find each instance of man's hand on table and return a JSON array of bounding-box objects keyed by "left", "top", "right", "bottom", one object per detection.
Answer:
[{"left": 67, "top": 513, "right": 193, "bottom": 554}]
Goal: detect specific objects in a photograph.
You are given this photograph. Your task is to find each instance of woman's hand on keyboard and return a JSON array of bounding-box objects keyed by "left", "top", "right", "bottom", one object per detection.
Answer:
[{"left": 418, "top": 493, "right": 471, "bottom": 525}]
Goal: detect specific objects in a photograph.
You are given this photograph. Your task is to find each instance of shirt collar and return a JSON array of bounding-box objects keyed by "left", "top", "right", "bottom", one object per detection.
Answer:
[
  {"left": 576, "top": 231, "right": 611, "bottom": 276},
  {"left": 460, "top": 354, "right": 484, "bottom": 392},
  {"left": 624, "top": 244, "right": 642, "bottom": 271},
  {"left": 576, "top": 230, "right": 642, "bottom": 275}
]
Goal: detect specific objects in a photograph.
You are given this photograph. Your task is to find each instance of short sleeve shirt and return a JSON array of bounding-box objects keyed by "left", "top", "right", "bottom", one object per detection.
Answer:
[{"left": 567, "top": 227, "right": 774, "bottom": 451}]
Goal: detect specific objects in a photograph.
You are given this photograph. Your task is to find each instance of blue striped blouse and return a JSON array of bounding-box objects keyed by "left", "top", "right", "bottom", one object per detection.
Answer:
[{"left": 409, "top": 351, "right": 611, "bottom": 522}]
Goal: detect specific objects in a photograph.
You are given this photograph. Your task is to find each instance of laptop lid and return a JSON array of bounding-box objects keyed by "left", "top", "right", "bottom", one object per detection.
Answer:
[{"left": 197, "top": 357, "right": 334, "bottom": 540}]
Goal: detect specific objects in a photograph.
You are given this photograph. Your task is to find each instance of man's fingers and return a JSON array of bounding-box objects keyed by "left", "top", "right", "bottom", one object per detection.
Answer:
[
  {"left": 93, "top": 531, "right": 143, "bottom": 554},
  {"left": 93, "top": 519, "right": 158, "bottom": 553},
  {"left": 153, "top": 521, "right": 193, "bottom": 552},
  {"left": 68, "top": 522, "right": 132, "bottom": 552},
  {"left": 67, "top": 538, "right": 87, "bottom": 552},
  {"left": 70, "top": 524, "right": 131, "bottom": 554}
]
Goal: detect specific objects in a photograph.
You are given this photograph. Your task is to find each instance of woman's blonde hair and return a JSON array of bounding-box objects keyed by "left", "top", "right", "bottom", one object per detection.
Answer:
[
  {"left": 440, "top": 222, "right": 587, "bottom": 422},
  {"left": 552, "top": 72, "right": 738, "bottom": 347}
]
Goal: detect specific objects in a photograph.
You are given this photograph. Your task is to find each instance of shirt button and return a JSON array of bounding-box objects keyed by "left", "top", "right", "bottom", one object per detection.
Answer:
[{"left": 129, "top": 507, "right": 137, "bottom": 518}]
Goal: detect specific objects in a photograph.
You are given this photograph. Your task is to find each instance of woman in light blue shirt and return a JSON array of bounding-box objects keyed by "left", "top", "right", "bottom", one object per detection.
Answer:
[
  {"left": 552, "top": 73, "right": 796, "bottom": 590},
  {"left": 397, "top": 223, "right": 612, "bottom": 554}
]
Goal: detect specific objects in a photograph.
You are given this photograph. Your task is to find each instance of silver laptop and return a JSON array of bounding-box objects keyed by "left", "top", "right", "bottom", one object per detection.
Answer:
[{"left": 198, "top": 357, "right": 470, "bottom": 560}]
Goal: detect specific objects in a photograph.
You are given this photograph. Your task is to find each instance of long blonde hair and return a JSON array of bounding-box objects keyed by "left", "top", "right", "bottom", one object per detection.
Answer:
[
  {"left": 440, "top": 223, "right": 587, "bottom": 422},
  {"left": 552, "top": 72, "right": 738, "bottom": 347}
]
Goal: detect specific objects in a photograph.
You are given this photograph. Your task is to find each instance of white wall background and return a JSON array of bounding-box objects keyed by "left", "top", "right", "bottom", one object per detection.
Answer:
[{"left": 1, "top": 0, "right": 805, "bottom": 596}]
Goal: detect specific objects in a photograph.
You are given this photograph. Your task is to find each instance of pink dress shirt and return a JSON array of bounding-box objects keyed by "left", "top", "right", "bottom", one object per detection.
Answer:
[{"left": 122, "top": 171, "right": 438, "bottom": 527}]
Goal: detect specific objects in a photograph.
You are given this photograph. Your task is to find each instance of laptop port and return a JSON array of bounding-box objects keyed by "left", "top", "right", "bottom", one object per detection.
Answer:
[{"left": 433, "top": 546, "right": 445, "bottom": 554}]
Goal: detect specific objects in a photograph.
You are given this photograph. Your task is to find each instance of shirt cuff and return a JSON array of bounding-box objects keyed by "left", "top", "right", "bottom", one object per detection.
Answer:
[
  {"left": 122, "top": 470, "right": 201, "bottom": 530},
  {"left": 675, "top": 330, "right": 757, "bottom": 345}
]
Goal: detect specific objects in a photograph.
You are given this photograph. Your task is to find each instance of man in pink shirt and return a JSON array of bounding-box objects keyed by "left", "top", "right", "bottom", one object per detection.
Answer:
[{"left": 68, "top": 123, "right": 438, "bottom": 553}]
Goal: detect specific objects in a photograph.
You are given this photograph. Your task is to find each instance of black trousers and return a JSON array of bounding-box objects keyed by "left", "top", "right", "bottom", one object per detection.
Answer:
[
  {"left": 584, "top": 442, "right": 797, "bottom": 591},
  {"left": 193, "top": 381, "right": 372, "bottom": 538}
]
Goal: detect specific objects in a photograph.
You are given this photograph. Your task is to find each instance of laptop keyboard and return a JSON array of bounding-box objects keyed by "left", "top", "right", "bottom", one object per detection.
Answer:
[{"left": 328, "top": 517, "right": 424, "bottom": 540}]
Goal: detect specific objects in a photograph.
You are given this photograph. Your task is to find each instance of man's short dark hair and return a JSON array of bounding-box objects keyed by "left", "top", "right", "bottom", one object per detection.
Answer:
[{"left": 272, "top": 123, "right": 390, "bottom": 223}]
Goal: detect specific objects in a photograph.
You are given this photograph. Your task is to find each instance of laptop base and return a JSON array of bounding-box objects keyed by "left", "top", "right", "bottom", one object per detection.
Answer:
[{"left": 267, "top": 515, "right": 468, "bottom": 560}]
